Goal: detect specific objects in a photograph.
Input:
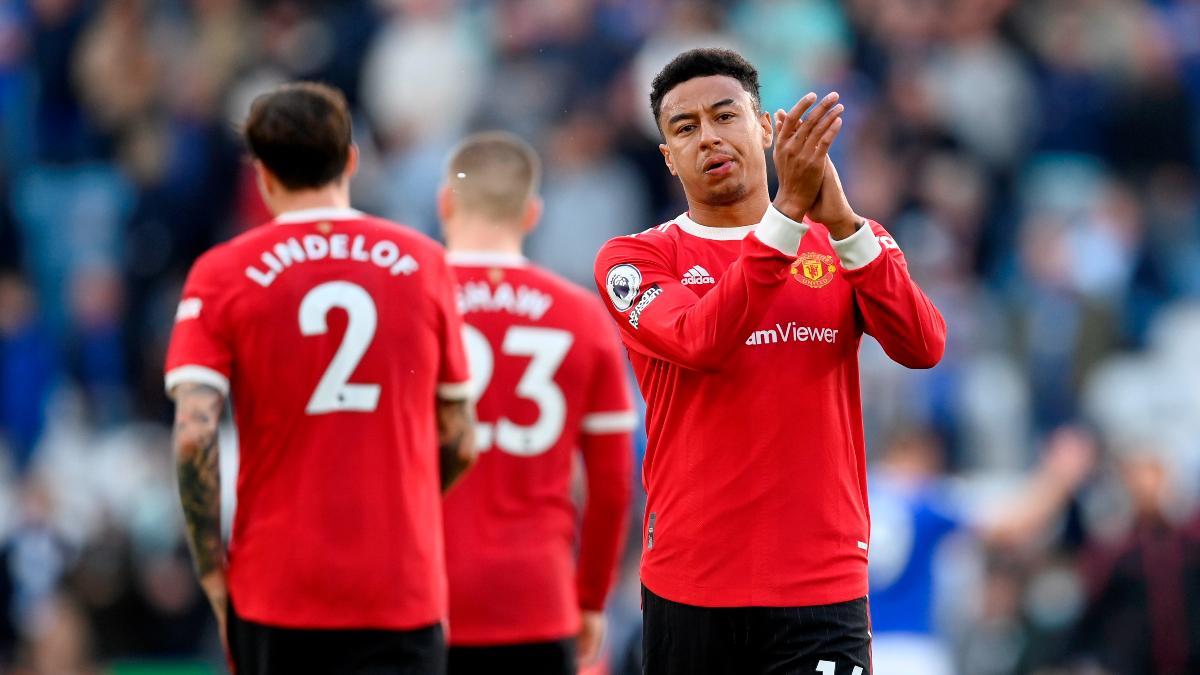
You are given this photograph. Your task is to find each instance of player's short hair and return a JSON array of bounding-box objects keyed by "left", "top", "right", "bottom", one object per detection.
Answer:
[
  {"left": 650, "top": 48, "right": 762, "bottom": 132},
  {"left": 444, "top": 131, "right": 541, "bottom": 222},
  {"left": 244, "top": 82, "right": 352, "bottom": 191}
]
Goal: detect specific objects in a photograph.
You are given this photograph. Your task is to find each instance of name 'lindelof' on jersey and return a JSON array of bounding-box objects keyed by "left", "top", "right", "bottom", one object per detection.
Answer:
[{"left": 164, "top": 207, "right": 470, "bottom": 631}]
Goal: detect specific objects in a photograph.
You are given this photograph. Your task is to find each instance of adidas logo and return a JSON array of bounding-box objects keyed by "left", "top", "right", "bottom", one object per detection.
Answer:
[{"left": 681, "top": 265, "right": 715, "bottom": 285}]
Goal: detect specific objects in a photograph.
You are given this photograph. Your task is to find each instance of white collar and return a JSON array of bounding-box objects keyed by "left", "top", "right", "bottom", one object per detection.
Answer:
[
  {"left": 274, "top": 207, "right": 364, "bottom": 224},
  {"left": 675, "top": 212, "right": 756, "bottom": 240},
  {"left": 445, "top": 250, "right": 528, "bottom": 268}
]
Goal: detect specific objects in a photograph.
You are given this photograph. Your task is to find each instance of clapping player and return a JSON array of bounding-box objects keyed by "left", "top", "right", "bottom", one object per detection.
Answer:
[{"left": 594, "top": 48, "right": 947, "bottom": 674}]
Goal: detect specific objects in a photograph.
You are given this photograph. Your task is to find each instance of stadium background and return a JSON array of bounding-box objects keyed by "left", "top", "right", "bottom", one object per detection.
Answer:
[{"left": 1, "top": 0, "right": 1199, "bottom": 673}]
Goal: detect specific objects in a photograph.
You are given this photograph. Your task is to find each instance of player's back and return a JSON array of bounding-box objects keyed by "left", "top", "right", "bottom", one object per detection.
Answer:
[
  {"left": 443, "top": 251, "right": 633, "bottom": 644},
  {"left": 165, "top": 208, "right": 468, "bottom": 630}
]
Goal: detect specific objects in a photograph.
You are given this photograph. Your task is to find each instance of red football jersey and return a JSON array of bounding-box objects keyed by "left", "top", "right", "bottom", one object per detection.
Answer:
[
  {"left": 164, "top": 207, "right": 470, "bottom": 630},
  {"left": 594, "top": 207, "right": 946, "bottom": 608},
  {"left": 443, "top": 251, "right": 634, "bottom": 645}
]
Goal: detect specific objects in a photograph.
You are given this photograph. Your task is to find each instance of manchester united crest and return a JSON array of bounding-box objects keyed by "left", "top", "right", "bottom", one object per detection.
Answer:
[{"left": 791, "top": 252, "right": 837, "bottom": 289}]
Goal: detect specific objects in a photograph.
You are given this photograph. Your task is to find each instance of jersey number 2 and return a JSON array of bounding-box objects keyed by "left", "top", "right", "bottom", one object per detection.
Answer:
[
  {"left": 299, "top": 281, "right": 381, "bottom": 414},
  {"left": 461, "top": 325, "right": 573, "bottom": 456}
]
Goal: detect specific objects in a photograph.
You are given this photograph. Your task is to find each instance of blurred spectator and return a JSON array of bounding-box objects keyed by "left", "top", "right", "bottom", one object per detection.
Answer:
[
  {"left": 729, "top": 0, "right": 850, "bottom": 112},
  {"left": 67, "top": 265, "right": 129, "bottom": 428},
  {"left": 361, "top": 0, "right": 486, "bottom": 146},
  {"left": 11, "top": 592, "right": 99, "bottom": 675},
  {"left": 10, "top": 163, "right": 132, "bottom": 335},
  {"left": 28, "top": 0, "right": 96, "bottom": 162},
  {"left": 1021, "top": 2, "right": 1115, "bottom": 157},
  {"left": 1104, "top": 7, "right": 1197, "bottom": 177},
  {"left": 527, "top": 105, "right": 649, "bottom": 287},
  {"left": 0, "top": 274, "right": 56, "bottom": 473},
  {"left": 0, "top": 479, "right": 73, "bottom": 668},
  {"left": 66, "top": 519, "right": 146, "bottom": 660},
  {"left": 868, "top": 426, "right": 1094, "bottom": 675},
  {"left": 631, "top": 1, "right": 738, "bottom": 139},
  {"left": 362, "top": 1, "right": 488, "bottom": 235},
  {"left": 1062, "top": 445, "right": 1200, "bottom": 674},
  {"left": 72, "top": 0, "right": 158, "bottom": 142},
  {"left": 130, "top": 548, "right": 213, "bottom": 658},
  {"left": 926, "top": 0, "right": 1036, "bottom": 169}
]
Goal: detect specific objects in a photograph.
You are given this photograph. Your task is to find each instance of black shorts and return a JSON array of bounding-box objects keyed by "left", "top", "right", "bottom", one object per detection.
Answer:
[
  {"left": 227, "top": 599, "right": 446, "bottom": 675},
  {"left": 642, "top": 586, "right": 872, "bottom": 675},
  {"left": 447, "top": 639, "right": 576, "bottom": 675}
]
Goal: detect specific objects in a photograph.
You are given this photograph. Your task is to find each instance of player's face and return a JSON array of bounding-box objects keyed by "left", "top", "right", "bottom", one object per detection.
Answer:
[{"left": 658, "top": 76, "right": 772, "bottom": 206}]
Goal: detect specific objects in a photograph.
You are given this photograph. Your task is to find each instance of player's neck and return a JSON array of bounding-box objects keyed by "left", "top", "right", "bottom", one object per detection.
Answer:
[
  {"left": 269, "top": 186, "right": 352, "bottom": 218},
  {"left": 684, "top": 189, "right": 772, "bottom": 228},
  {"left": 444, "top": 219, "right": 524, "bottom": 256}
]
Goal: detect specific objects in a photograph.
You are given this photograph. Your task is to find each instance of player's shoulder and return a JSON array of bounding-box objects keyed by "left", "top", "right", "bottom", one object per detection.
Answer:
[
  {"left": 526, "top": 262, "right": 606, "bottom": 312},
  {"left": 523, "top": 263, "right": 619, "bottom": 347},
  {"left": 595, "top": 217, "right": 683, "bottom": 267},
  {"left": 602, "top": 217, "right": 684, "bottom": 249}
]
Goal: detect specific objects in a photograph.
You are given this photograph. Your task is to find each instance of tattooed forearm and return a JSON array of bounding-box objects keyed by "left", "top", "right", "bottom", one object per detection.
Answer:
[
  {"left": 172, "top": 383, "right": 226, "bottom": 577},
  {"left": 437, "top": 397, "right": 476, "bottom": 493}
]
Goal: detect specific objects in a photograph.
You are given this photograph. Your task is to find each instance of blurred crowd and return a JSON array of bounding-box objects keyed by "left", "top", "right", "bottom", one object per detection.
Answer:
[{"left": 1, "top": 0, "right": 1199, "bottom": 673}]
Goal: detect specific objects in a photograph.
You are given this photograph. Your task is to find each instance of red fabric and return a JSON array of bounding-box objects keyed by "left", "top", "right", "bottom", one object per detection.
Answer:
[
  {"left": 444, "top": 260, "right": 633, "bottom": 645},
  {"left": 575, "top": 433, "right": 634, "bottom": 611},
  {"left": 165, "top": 212, "right": 469, "bottom": 629},
  {"left": 593, "top": 215, "right": 945, "bottom": 608}
]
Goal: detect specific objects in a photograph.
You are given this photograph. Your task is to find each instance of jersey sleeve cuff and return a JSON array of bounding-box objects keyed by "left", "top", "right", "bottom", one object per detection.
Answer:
[
  {"left": 754, "top": 205, "right": 809, "bottom": 256},
  {"left": 830, "top": 220, "right": 882, "bottom": 270},
  {"left": 581, "top": 410, "right": 638, "bottom": 434},
  {"left": 164, "top": 365, "right": 230, "bottom": 398},
  {"left": 437, "top": 381, "right": 472, "bottom": 400}
]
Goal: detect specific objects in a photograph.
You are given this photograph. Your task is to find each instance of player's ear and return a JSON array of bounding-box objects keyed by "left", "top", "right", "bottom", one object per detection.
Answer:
[
  {"left": 436, "top": 183, "right": 454, "bottom": 224},
  {"left": 253, "top": 160, "right": 277, "bottom": 204},
  {"left": 659, "top": 142, "right": 677, "bottom": 176},
  {"left": 344, "top": 144, "right": 360, "bottom": 181},
  {"left": 521, "top": 196, "right": 543, "bottom": 235},
  {"left": 758, "top": 111, "right": 773, "bottom": 149}
]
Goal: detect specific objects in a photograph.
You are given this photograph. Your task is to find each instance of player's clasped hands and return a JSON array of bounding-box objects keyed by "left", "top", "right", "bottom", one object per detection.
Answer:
[{"left": 770, "top": 92, "right": 844, "bottom": 222}]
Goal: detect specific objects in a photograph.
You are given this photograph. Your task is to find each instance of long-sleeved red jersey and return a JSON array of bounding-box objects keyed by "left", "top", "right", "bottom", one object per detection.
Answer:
[
  {"left": 594, "top": 206, "right": 945, "bottom": 608},
  {"left": 444, "top": 251, "right": 634, "bottom": 645}
]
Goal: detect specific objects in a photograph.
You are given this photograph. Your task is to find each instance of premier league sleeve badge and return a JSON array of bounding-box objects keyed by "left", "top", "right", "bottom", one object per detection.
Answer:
[{"left": 606, "top": 264, "right": 642, "bottom": 312}]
